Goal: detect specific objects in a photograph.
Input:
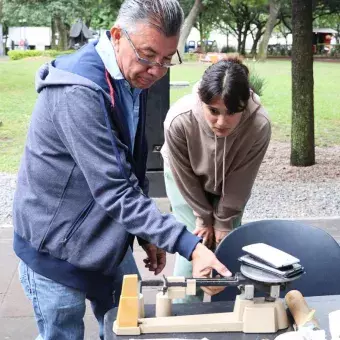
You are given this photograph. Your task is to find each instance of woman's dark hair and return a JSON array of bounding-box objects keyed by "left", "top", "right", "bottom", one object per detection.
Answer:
[{"left": 198, "top": 54, "right": 250, "bottom": 115}]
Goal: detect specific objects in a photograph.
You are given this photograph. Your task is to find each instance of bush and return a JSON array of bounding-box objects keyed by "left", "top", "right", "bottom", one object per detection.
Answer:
[
  {"left": 221, "top": 45, "right": 237, "bottom": 53},
  {"left": 46, "top": 50, "right": 74, "bottom": 58},
  {"left": 8, "top": 49, "right": 74, "bottom": 61},
  {"left": 8, "top": 50, "right": 42, "bottom": 60},
  {"left": 182, "top": 53, "right": 200, "bottom": 62},
  {"left": 249, "top": 70, "right": 266, "bottom": 97},
  {"left": 330, "top": 44, "right": 340, "bottom": 57}
]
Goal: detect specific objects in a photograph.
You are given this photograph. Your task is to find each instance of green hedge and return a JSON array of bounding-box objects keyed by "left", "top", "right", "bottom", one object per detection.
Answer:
[
  {"left": 182, "top": 53, "right": 200, "bottom": 62},
  {"left": 8, "top": 49, "right": 75, "bottom": 60}
]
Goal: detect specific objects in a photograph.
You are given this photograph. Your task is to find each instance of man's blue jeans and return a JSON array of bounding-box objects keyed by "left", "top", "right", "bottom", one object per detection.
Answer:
[{"left": 18, "top": 247, "right": 140, "bottom": 340}]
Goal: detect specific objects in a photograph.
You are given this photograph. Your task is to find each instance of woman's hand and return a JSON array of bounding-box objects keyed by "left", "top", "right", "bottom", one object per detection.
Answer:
[
  {"left": 214, "top": 229, "right": 230, "bottom": 246},
  {"left": 192, "top": 225, "right": 214, "bottom": 249}
]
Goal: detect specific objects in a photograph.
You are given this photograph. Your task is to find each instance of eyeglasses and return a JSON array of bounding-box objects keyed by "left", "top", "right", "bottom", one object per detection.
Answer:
[{"left": 121, "top": 28, "right": 182, "bottom": 69}]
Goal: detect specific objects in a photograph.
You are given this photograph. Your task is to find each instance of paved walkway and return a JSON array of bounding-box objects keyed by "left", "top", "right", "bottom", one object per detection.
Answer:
[{"left": 1, "top": 213, "right": 339, "bottom": 339}]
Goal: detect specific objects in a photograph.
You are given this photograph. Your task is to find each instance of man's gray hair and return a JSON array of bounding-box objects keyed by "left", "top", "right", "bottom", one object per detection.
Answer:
[{"left": 115, "top": 0, "right": 184, "bottom": 37}]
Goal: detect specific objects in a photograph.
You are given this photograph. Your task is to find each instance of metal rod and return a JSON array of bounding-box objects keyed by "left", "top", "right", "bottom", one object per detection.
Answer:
[
  {"left": 141, "top": 280, "right": 164, "bottom": 287},
  {"left": 141, "top": 276, "right": 243, "bottom": 288}
]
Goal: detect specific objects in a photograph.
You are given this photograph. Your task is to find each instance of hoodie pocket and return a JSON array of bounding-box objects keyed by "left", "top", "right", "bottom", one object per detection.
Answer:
[{"left": 61, "top": 199, "right": 95, "bottom": 244}]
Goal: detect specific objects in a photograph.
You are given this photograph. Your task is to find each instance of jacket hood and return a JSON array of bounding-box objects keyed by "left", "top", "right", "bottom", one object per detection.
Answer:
[{"left": 35, "top": 62, "right": 104, "bottom": 94}]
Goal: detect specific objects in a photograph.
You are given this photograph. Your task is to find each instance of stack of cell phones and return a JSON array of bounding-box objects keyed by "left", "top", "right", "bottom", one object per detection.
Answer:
[{"left": 238, "top": 243, "right": 305, "bottom": 279}]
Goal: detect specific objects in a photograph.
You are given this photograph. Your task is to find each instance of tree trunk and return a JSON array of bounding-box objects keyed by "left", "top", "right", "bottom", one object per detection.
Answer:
[
  {"left": 291, "top": 0, "right": 314, "bottom": 166},
  {"left": 0, "top": 0, "right": 3, "bottom": 56},
  {"left": 258, "top": 0, "right": 281, "bottom": 61},
  {"left": 251, "top": 29, "right": 264, "bottom": 56},
  {"left": 198, "top": 14, "right": 205, "bottom": 53},
  {"left": 241, "top": 24, "right": 250, "bottom": 55},
  {"left": 251, "top": 37, "right": 259, "bottom": 56},
  {"left": 0, "top": 24, "right": 3, "bottom": 56},
  {"left": 55, "top": 15, "right": 68, "bottom": 50},
  {"left": 237, "top": 30, "right": 242, "bottom": 53},
  {"left": 284, "top": 34, "right": 289, "bottom": 48},
  {"left": 51, "top": 16, "right": 57, "bottom": 49},
  {"left": 236, "top": 21, "right": 244, "bottom": 53},
  {"left": 178, "top": 0, "right": 203, "bottom": 55},
  {"left": 241, "top": 33, "right": 247, "bottom": 55}
]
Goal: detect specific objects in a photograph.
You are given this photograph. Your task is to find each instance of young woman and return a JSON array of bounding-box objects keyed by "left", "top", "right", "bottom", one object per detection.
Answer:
[{"left": 161, "top": 55, "right": 271, "bottom": 303}]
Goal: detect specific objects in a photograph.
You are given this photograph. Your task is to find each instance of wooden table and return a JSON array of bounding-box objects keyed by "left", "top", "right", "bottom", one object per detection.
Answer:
[{"left": 104, "top": 295, "right": 340, "bottom": 339}]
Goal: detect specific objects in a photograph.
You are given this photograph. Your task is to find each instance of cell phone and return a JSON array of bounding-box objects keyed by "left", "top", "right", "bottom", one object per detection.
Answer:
[
  {"left": 238, "top": 255, "right": 304, "bottom": 278},
  {"left": 242, "top": 243, "right": 300, "bottom": 269}
]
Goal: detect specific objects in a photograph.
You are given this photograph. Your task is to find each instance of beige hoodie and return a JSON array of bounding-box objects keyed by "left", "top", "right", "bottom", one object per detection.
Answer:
[{"left": 161, "top": 84, "right": 271, "bottom": 231}]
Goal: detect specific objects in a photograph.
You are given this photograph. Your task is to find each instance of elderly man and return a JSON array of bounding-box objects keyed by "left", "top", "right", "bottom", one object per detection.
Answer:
[{"left": 13, "top": 0, "right": 231, "bottom": 339}]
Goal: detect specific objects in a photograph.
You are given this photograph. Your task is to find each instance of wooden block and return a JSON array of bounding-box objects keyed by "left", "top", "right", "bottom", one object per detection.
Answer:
[
  {"left": 155, "top": 292, "right": 172, "bottom": 317},
  {"left": 167, "top": 276, "right": 185, "bottom": 283},
  {"left": 167, "top": 276, "right": 186, "bottom": 299},
  {"left": 234, "top": 296, "right": 288, "bottom": 333},
  {"left": 186, "top": 279, "right": 196, "bottom": 295},
  {"left": 243, "top": 305, "right": 277, "bottom": 333},
  {"left": 167, "top": 287, "right": 186, "bottom": 299},
  {"left": 116, "top": 296, "right": 139, "bottom": 327},
  {"left": 242, "top": 299, "right": 288, "bottom": 333},
  {"left": 232, "top": 295, "right": 254, "bottom": 321},
  {"left": 113, "top": 321, "right": 141, "bottom": 335},
  {"left": 139, "top": 312, "right": 243, "bottom": 333},
  {"left": 275, "top": 299, "right": 289, "bottom": 330},
  {"left": 121, "top": 274, "right": 138, "bottom": 297},
  {"left": 139, "top": 293, "right": 145, "bottom": 318},
  {"left": 115, "top": 275, "right": 140, "bottom": 329}
]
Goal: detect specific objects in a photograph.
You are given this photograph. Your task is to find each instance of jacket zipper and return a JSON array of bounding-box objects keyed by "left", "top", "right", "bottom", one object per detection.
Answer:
[{"left": 61, "top": 199, "right": 95, "bottom": 244}]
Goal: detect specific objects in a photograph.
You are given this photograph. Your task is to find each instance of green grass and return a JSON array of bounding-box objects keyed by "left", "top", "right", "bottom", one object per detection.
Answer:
[
  {"left": 0, "top": 57, "right": 52, "bottom": 172},
  {"left": 0, "top": 58, "right": 339, "bottom": 173}
]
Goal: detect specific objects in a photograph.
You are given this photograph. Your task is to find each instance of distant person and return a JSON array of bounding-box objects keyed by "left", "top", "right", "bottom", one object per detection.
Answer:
[
  {"left": 330, "top": 35, "right": 337, "bottom": 53},
  {"left": 24, "top": 39, "right": 29, "bottom": 50},
  {"left": 331, "top": 35, "right": 336, "bottom": 45},
  {"left": 19, "top": 39, "right": 24, "bottom": 50},
  {"left": 324, "top": 34, "right": 332, "bottom": 54},
  {"left": 162, "top": 54, "right": 271, "bottom": 303}
]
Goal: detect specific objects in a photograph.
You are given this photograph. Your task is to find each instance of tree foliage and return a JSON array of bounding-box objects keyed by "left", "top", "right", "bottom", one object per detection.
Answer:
[
  {"left": 1, "top": 0, "right": 122, "bottom": 50},
  {"left": 2, "top": 0, "right": 340, "bottom": 53},
  {"left": 279, "top": 0, "right": 340, "bottom": 34},
  {"left": 213, "top": 0, "right": 268, "bottom": 55},
  {"left": 2, "top": 1, "right": 50, "bottom": 26}
]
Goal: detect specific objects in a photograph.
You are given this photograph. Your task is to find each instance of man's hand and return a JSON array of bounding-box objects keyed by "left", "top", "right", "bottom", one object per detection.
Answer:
[
  {"left": 142, "top": 244, "right": 166, "bottom": 275},
  {"left": 191, "top": 242, "right": 232, "bottom": 296},
  {"left": 214, "top": 229, "right": 229, "bottom": 246},
  {"left": 192, "top": 225, "right": 214, "bottom": 249}
]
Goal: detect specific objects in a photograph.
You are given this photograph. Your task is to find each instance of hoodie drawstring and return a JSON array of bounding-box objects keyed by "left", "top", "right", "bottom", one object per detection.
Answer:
[
  {"left": 222, "top": 137, "right": 227, "bottom": 197},
  {"left": 214, "top": 135, "right": 227, "bottom": 198},
  {"left": 214, "top": 134, "right": 217, "bottom": 192}
]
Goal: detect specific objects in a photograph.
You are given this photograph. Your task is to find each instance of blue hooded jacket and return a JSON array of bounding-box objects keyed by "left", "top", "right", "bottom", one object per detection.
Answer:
[{"left": 13, "top": 42, "right": 200, "bottom": 300}]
